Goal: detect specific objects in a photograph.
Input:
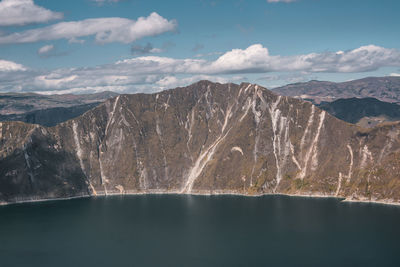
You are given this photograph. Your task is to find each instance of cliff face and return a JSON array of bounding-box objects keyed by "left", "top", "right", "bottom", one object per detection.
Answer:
[{"left": 1, "top": 81, "right": 400, "bottom": 204}]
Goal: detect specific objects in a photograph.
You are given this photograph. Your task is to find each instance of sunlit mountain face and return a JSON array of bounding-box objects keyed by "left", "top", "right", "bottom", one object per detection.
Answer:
[{"left": 1, "top": 1, "right": 400, "bottom": 266}]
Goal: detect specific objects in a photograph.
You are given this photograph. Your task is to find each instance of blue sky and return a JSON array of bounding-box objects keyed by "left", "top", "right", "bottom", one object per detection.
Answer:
[{"left": 0, "top": 0, "right": 399, "bottom": 94}]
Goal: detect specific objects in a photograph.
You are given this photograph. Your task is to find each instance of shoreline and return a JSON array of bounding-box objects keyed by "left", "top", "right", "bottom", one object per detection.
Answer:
[{"left": 1, "top": 190, "right": 400, "bottom": 207}]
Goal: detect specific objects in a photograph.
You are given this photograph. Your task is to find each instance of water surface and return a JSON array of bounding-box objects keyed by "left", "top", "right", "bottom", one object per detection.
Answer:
[{"left": 1, "top": 195, "right": 399, "bottom": 267}]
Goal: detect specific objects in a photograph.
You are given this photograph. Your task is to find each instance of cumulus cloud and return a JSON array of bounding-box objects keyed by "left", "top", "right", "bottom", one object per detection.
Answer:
[
  {"left": 131, "top": 43, "right": 162, "bottom": 55},
  {"left": 0, "top": 0, "right": 63, "bottom": 26},
  {"left": 1, "top": 44, "right": 400, "bottom": 94},
  {"left": 390, "top": 73, "right": 400, "bottom": 77},
  {"left": 0, "top": 59, "right": 26, "bottom": 71},
  {"left": 0, "top": 12, "right": 177, "bottom": 44},
  {"left": 116, "top": 44, "right": 400, "bottom": 74}
]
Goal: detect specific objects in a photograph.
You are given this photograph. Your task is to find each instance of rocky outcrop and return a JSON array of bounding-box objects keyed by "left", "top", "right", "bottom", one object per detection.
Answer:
[{"left": 1, "top": 81, "right": 400, "bottom": 204}]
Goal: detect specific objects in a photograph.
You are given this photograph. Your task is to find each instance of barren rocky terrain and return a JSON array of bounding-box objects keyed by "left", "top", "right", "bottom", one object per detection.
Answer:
[{"left": 1, "top": 81, "right": 400, "bottom": 205}]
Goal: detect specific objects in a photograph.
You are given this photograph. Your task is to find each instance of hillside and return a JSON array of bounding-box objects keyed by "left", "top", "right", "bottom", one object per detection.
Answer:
[
  {"left": 318, "top": 97, "right": 400, "bottom": 127},
  {"left": 0, "top": 91, "right": 118, "bottom": 115},
  {"left": 1, "top": 81, "right": 400, "bottom": 205},
  {"left": 0, "top": 103, "right": 100, "bottom": 127},
  {"left": 273, "top": 77, "right": 400, "bottom": 104}
]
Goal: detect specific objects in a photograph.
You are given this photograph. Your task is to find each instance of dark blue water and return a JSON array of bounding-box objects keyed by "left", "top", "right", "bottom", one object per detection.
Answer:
[{"left": 1, "top": 195, "right": 400, "bottom": 267}]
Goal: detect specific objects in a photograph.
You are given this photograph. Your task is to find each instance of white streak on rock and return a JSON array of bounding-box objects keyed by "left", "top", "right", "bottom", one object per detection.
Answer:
[
  {"left": 181, "top": 128, "right": 232, "bottom": 193},
  {"left": 115, "top": 185, "right": 124, "bottom": 194},
  {"left": 238, "top": 83, "right": 252, "bottom": 97},
  {"left": 245, "top": 84, "right": 252, "bottom": 93},
  {"left": 239, "top": 97, "right": 252, "bottom": 122},
  {"left": 300, "top": 105, "right": 315, "bottom": 150},
  {"left": 23, "top": 147, "right": 34, "bottom": 183},
  {"left": 251, "top": 97, "right": 262, "bottom": 124},
  {"left": 72, "top": 122, "right": 85, "bottom": 173},
  {"left": 290, "top": 143, "right": 302, "bottom": 170},
  {"left": 268, "top": 96, "right": 285, "bottom": 191},
  {"left": 360, "top": 145, "right": 373, "bottom": 168},
  {"left": 231, "top": 146, "right": 244, "bottom": 156},
  {"left": 73, "top": 121, "right": 97, "bottom": 195},
  {"left": 299, "top": 110, "right": 325, "bottom": 179},
  {"left": 335, "top": 172, "right": 343, "bottom": 196},
  {"left": 310, "top": 111, "right": 326, "bottom": 171},
  {"left": 346, "top": 144, "right": 353, "bottom": 182},
  {"left": 105, "top": 95, "right": 120, "bottom": 137},
  {"left": 131, "top": 136, "right": 146, "bottom": 190},
  {"left": 125, "top": 106, "right": 140, "bottom": 126},
  {"left": 221, "top": 104, "right": 233, "bottom": 133},
  {"left": 164, "top": 94, "right": 171, "bottom": 111},
  {"left": 185, "top": 109, "right": 195, "bottom": 162}
]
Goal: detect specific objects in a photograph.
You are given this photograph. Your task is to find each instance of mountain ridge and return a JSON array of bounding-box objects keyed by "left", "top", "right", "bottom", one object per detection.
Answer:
[
  {"left": 273, "top": 76, "right": 400, "bottom": 104},
  {"left": 318, "top": 97, "right": 400, "bottom": 127},
  {"left": 0, "top": 91, "right": 118, "bottom": 115},
  {"left": 1, "top": 80, "right": 400, "bottom": 205}
]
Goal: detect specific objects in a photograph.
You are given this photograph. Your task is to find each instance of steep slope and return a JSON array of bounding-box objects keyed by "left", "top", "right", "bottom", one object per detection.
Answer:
[
  {"left": 273, "top": 77, "right": 400, "bottom": 104},
  {"left": 1, "top": 81, "right": 400, "bottom": 205},
  {"left": 318, "top": 97, "right": 400, "bottom": 127},
  {"left": 0, "top": 102, "right": 100, "bottom": 127}
]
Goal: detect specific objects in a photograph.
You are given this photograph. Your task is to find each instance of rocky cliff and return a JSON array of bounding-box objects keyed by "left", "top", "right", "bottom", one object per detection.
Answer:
[{"left": 1, "top": 81, "right": 400, "bottom": 204}]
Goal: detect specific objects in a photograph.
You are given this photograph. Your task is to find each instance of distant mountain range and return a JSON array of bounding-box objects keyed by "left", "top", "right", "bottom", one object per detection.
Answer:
[
  {"left": 273, "top": 77, "right": 400, "bottom": 104},
  {"left": 318, "top": 97, "right": 400, "bottom": 128},
  {"left": 1, "top": 77, "right": 400, "bottom": 129},
  {"left": 0, "top": 91, "right": 118, "bottom": 115},
  {"left": 0, "top": 91, "right": 118, "bottom": 127},
  {"left": 0, "top": 103, "right": 101, "bottom": 127},
  {"left": 1, "top": 81, "right": 400, "bottom": 205}
]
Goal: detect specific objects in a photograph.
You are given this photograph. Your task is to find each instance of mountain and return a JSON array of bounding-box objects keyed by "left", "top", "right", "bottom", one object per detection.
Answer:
[
  {"left": 273, "top": 77, "right": 400, "bottom": 104},
  {"left": 1, "top": 81, "right": 400, "bottom": 205},
  {"left": 318, "top": 97, "right": 400, "bottom": 128},
  {"left": 0, "top": 91, "right": 118, "bottom": 115},
  {"left": 0, "top": 103, "right": 100, "bottom": 127}
]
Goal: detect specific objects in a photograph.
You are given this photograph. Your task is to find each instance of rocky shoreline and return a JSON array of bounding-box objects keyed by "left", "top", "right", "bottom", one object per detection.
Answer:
[{"left": 1, "top": 191, "right": 400, "bottom": 207}]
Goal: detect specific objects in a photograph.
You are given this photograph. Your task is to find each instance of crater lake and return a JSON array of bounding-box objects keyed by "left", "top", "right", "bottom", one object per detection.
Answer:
[{"left": 1, "top": 195, "right": 400, "bottom": 267}]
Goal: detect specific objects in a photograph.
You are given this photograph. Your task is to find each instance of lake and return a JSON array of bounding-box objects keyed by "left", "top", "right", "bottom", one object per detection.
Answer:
[{"left": 1, "top": 195, "right": 400, "bottom": 267}]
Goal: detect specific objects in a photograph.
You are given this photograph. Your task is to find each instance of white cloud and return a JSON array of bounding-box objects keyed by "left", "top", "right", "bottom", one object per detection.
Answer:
[
  {"left": 1, "top": 44, "right": 400, "bottom": 94},
  {"left": 0, "top": 59, "right": 26, "bottom": 71},
  {"left": 390, "top": 73, "right": 400, "bottom": 77},
  {"left": 38, "top": 44, "right": 54, "bottom": 55},
  {"left": 0, "top": 12, "right": 177, "bottom": 44},
  {"left": 0, "top": 0, "right": 63, "bottom": 26},
  {"left": 116, "top": 44, "right": 400, "bottom": 74}
]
